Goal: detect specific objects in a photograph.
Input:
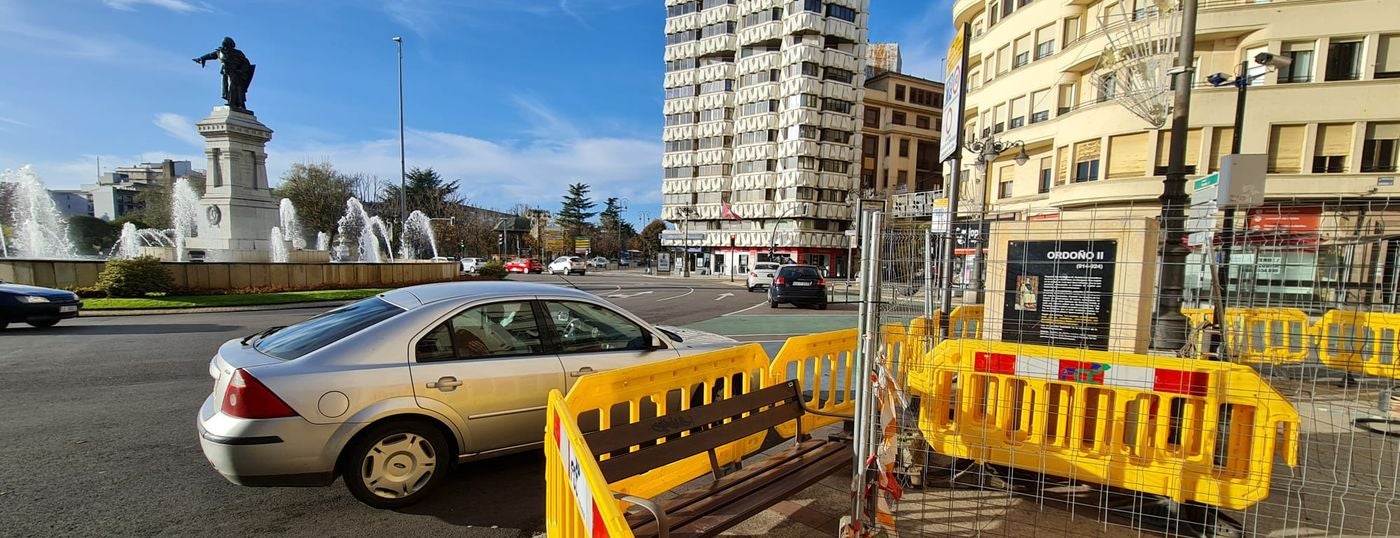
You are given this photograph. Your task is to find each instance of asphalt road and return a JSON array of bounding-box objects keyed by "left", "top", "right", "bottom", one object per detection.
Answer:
[{"left": 0, "top": 273, "right": 854, "bottom": 537}]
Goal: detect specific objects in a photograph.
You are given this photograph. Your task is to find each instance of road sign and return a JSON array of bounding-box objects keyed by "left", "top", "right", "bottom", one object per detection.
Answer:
[
  {"left": 940, "top": 26, "right": 966, "bottom": 162},
  {"left": 1193, "top": 172, "right": 1220, "bottom": 192}
]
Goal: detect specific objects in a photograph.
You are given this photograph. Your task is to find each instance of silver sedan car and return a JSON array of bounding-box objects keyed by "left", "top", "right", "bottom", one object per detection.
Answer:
[{"left": 197, "top": 281, "right": 736, "bottom": 508}]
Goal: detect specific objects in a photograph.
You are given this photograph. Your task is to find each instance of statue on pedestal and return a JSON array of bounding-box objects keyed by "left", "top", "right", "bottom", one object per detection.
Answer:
[{"left": 194, "top": 37, "right": 256, "bottom": 111}]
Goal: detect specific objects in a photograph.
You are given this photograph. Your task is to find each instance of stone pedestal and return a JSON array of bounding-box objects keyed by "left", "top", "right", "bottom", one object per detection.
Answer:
[{"left": 190, "top": 106, "right": 278, "bottom": 255}]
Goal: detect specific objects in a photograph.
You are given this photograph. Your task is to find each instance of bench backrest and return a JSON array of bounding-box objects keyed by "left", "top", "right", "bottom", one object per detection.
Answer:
[{"left": 583, "top": 380, "right": 803, "bottom": 484}]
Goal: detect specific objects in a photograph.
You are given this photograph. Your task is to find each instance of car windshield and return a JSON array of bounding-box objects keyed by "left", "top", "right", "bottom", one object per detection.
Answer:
[
  {"left": 756, "top": 263, "right": 780, "bottom": 270},
  {"left": 254, "top": 298, "right": 405, "bottom": 360},
  {"left": 780, "top": 266, "right": 821, "bottom": 279}
]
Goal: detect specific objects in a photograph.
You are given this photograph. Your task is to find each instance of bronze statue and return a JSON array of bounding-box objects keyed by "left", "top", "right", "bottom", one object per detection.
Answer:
[{"left": 194, "top": 37, "right": 256, "bottom": 111}]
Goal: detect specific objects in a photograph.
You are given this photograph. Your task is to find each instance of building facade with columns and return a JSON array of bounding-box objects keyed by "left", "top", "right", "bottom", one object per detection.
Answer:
[
  {"left": 660, "top": 0, "right": 870, "bottom": 277},
  {"left": 950, "top": 0, "right": 1400, "bottom": 306},
  {"left": 860, "top": 71, "right": 944, "bottom": 201}
]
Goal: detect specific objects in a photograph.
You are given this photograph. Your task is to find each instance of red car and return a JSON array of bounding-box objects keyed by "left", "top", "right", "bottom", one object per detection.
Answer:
[{"left": 504, "top": 258, "right": 543, "bottom": 274}]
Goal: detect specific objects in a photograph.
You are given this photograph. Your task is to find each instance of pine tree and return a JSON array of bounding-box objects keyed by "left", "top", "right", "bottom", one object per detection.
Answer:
[{"left": 556, "top": 183, "right": 597, "bottom": 240}]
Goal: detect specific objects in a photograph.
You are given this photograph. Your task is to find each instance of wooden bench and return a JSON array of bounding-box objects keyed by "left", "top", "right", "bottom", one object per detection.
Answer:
[{"left": 580, "top": 379, "right": 852, "bottom": 538}]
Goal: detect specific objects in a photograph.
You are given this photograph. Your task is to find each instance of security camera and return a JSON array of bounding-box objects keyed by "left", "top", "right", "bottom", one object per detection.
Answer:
[
  {"left": 1254, "top": 52, "right": 1292, "bottom": 69},
  {"left": 1207, "top": 72, "right": 1231, "bottom": 87}
]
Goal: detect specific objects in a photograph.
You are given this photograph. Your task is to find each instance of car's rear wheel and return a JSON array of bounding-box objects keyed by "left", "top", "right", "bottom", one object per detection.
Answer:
[
  {"left": 342, "top": 420, "right": 450, "bottom": 509},
  {"left": 769, "top": 298, "right": 778, "bottom": 308},
  {"left": 27, "top": 319, "right": 59, "bottom": 328},
  {"left": 817, "top": 302, "right": 828, "bottom": 310}
]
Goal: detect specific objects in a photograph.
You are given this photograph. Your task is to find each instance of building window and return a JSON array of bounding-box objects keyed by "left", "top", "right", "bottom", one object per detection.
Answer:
[
  {"left": 915, "top": 115, "right": 930, "bottom": 129},
  {"left": 884, "top": 135, "right": 890, "bottom": 156},
  {"left": 819, "top": 159, "right": 849, "bottom": 173},
  {"left": 666, "top": 1, "right": 697, "bottom": 17},
  {"left": 1063, "top": 17, "right": 1081, "bottom": 44},
  {"left": 1038, "top": 158, "right": 1052, "bottom": 193},
  {"left": 1278, "top": 41, "right": 1314, "bottom": 83},
  {"left": 1009, "top": 116, "right": 1024, "bottom": 129},
  {"left": 998, "top": 179, "right": 1013, "bottom": 199},
  {"left": 698, "top": 79, "right": 734, "bottom": 94},
  {"left": 819, "top": 128, "right": 851, "bottom": 143},
  {"left": 1014, "top": 51, "right": 1030, "bottom": 68},
  {"left": 1036, "top": 40, "right": 1054, "bottom": 60},
  {"left": 820, "top": 98, "right": 853, "bottom": 114},
  {"left": 993, "top": 122, "right": 1004, "bottom": 134},
  {"left": 895, "top": 84, "right": 906, "bottom": 101},
  {"left": 899, "top": 138, "right": 910, "bottom": 157},
  {"left": 1001, "top": 0, "right": 1015, "bottom": 19},
  {"left": 864, "top": 106, "right": 880, "bottom": 127},
  {"left": 908, "top": 88, "right": 938, "bottom": 107},
  {"left": 1098, "top": 74, "right": 1116, "bottom": 102},
  {"left": 1324, "top": 39, "right": 1363, "bottom": 81},
  {"left": 862, "top": 136, "right": 878, "bottom": 156},
  {"left": 1267, "top": 124, "right": 1306, "bottom": 173},
  {"left": 826, "top": 4, "right": 858, "bottom": 22},
  {"left": 1361, "top": 123, "right": 1399, "bottom": 172},
  {"left": 1031, "top": 110, "right": 1049, "bottom": 123},
  {"left": 1073, "top": 159, "right": 1099, "bottom": 182},
  {"left": 1313, "top": 123, "right": 1352, "bottom": 173},
  {"left": 897, "top": 170, "right": 908, "bottom": 185},
  {"left": 1378, "top": 35, "right": 1400, "bottom": 79},
  {"left": 823, "top": 67, "right": 855, "bottom": 83},
  {"left": 891, "top": 111, "right": 906, "bottom": 125},
  {"left": 792, "top": 0, "right": 821, "bottom": 13}
]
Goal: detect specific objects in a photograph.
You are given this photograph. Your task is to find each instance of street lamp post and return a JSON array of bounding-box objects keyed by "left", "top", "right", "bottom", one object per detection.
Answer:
[
  {"left": 767, "top": 204, "right": 810, "bottom": 263},
  {"left": 392, "top": 36, "right": 407, "bottom": 229},
  {"left": 963, "top": 134, "right": 1028, "bottom": 303},
  {"left": 677, "top": 206, "right": 695, "bottom": 278},
  {"left": 1152, "top": 0, "right": 1200, "bottom": 352}
]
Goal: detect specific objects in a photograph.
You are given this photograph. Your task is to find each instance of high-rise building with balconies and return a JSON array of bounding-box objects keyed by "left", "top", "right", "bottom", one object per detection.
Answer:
[{"left": 660, "top": 0, "right": 870, "bottom": 277}]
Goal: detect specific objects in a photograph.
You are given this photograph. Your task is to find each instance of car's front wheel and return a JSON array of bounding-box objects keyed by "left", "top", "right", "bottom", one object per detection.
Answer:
[{"left": 342, "top": 420, "right": 450, "bottom": 509}]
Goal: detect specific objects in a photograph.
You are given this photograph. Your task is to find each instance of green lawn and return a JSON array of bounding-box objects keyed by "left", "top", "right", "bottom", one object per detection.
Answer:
[{"left": 83, "top": 288, "right": 391, "bottom": 310}]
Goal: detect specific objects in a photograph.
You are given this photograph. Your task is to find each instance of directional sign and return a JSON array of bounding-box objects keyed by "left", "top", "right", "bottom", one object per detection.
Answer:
[{"left": 1192, "top": 172, "right": 1220, "bottom": 192}]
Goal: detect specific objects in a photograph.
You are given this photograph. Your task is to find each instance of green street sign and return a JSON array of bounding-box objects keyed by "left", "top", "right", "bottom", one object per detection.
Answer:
[{"left": 1193, "top": 172, "right": 1220, "bottom": 192}]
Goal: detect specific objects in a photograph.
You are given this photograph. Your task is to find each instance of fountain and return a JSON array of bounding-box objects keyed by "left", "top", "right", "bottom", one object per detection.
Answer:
[
  {"left": 399, "top": 210, "right": 439, "bottom": 260},
  {"left": 315, "top": 231, "right": 330, "bottom": 252},
  {"left": 171, "top": 177, "right": 201, "bottom": 262},
  {"left": 3, "top": 166, "right": 76, "bottom": 258},
  {"left": 335, "top": 198, "right": 387, "bottom": 263},
  {"left": 269, "top": 226, "right": 289, "bottom": 263},
  {"left": 368, "top": 216, "right": 395, "bottom": 262},
  {"left": 278, "top": 198, "right": 306, "bottom": 250},
  {"left": 112, "top": 223, "right": 142, "bottom": 259}
]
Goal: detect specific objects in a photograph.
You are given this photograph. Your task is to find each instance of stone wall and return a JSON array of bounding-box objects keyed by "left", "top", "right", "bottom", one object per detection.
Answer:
[{"left": 0, "top": 259, "right": 458, "bottom": 291}]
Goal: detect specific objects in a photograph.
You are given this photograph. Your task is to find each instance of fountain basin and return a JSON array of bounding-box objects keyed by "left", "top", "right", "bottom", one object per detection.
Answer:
[{"left": 0, "top": 259, "right": 458, "bottom": 292}]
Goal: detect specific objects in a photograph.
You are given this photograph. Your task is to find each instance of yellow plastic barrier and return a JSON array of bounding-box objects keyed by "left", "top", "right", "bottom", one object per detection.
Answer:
[
  {"left": 1316, "top": 310, "right": 1400, "bottom": 380},
  {"left": 563, "top": 344, "right": 772, "bottom": 499},
  {"left": 947, "top": 305, "right": 984, "bottom": 339},
  {"left": 910, "top": 339, "right": 1300, "bottom": 510},
  {"left": 881, "top": 317, "right": 937, "bottom": 390},
  {"left": 545, "top": 390, "right": 634, "bottom": 538},
  {"left": 1235, "top": 308, "right": 1313, "bottom": 365},
  {"left": 769, "top": 328, "right": 858, "bottom": 438}
]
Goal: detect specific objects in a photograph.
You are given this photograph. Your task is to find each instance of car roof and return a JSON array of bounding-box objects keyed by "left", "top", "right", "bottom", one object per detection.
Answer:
[{"left": 380, "top": 281, "right": 598, "bottom": 309}]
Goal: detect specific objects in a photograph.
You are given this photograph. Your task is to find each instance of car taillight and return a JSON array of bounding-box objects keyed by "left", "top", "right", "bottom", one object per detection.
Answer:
[
  {"left": 817, "top": 278, "right": 826, "bottom": 287},
  {"left": 774, "top": 277, "right": 786, "bottom": 285},
  {"left": 749, "top": 272, "right": 757, "bottom": 277},
  {"left": 221, "top": 368, "right": 298, "bottom": 419}
]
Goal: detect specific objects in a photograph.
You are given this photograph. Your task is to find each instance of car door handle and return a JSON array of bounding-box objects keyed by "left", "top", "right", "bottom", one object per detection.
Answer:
[
  {"left": 570, "top": 367, "right": 595, "bottom": 378},
  {"left": 426, "top": 376, "right": 463, "bottom": 391}
]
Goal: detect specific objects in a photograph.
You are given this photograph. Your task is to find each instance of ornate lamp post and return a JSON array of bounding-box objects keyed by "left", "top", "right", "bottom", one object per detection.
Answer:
[{"left": 958, "top": 134, "right": 1027, "bottom": 302}]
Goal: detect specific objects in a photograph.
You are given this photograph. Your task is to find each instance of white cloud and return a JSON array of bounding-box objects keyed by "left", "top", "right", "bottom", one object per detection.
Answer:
[
  {"left": 0, "top": 116, "right": 29, "bottom": 128},
  {"left": 102, "top": 0, "right": 207, "bottom": 13},
  {"left": 152, "top": 113, "right": 204, "bottom": 147},
  {"left": 268, "top": 100, "right": 660, "bottom": 210}
]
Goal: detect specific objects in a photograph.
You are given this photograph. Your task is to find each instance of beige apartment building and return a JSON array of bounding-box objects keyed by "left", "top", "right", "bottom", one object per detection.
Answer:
[
  {"left": 660, "top": 0, "right": 870, "bottom": 277},
  {"left": 949, "top": 0, "right": 1400, "bottom": 305},
  {"left": 860, "top": 71, "right": 945, "bottom": 200}
]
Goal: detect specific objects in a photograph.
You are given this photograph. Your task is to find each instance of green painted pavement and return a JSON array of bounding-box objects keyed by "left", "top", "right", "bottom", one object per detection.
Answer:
[{"left": 684, "top": 314, "right": 857, "bottom": 336}]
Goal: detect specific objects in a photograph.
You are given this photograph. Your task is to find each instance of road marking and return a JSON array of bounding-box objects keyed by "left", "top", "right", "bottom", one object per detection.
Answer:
[
  {"left": 655, "top": 288, "right": 695, "bottom": 302},
  {"left": 715, "top": 292, "right": 734, "bottom": 301},
  {"left": 722, "top": 301, "right": 769, "bottom": 316},
  {"left": 606, "top": 290, "right": 653, "bottom": 299}
]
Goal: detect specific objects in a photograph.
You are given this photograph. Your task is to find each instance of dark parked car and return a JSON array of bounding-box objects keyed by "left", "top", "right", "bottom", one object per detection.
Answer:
[
  {"left": 768, "top": 265, "right": 827, "bottom": 309},
  {"left": 0, "top": 280, "right": 83, "bottom": 329}
]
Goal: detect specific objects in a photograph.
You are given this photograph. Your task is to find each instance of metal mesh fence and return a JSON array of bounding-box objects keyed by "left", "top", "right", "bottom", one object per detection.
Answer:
[{"left": 848, "top": 196, "right": 1400, "bottom": 537}]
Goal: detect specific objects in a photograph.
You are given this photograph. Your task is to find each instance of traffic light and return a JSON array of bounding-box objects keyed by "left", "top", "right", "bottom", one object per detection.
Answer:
[{"left": 497, "top": 233, "right": 504, "bottom": 246}]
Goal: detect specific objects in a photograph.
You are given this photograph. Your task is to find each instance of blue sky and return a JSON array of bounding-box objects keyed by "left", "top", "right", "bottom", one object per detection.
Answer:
[{"left": 0, "top": 0, "right": 954, "bottom": 222}]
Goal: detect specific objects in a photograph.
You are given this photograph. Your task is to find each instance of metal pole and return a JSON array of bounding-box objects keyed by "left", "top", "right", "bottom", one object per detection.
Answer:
[
  {"left": 939, "top": 161, "right": 963, "bottom": 331},
  {"left": 393, "top": 36, "right": 407, "bottom": 229},
  {"left": 923, "top": 227, "right": 934, "bottom": 319},
  {"left": 851, "top": 210, "right": 882, "bottom": 523},
  {"left": 1151, "top": 0, "right": 1199, "bottom": 352},
  {"left": 1211, "top": 60, "right": 1248, "bottom": 358},
  {"left": 682, "top": 212, "right": 690, "bottom": 278}
]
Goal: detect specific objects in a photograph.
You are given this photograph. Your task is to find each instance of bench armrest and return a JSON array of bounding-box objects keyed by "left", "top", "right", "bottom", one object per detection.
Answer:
[
  {"left": 797, "top": 399, "right": 856, "bottom": 421},
  {"left": 615, "top": 492, "right": 669, "bottom": 538}
]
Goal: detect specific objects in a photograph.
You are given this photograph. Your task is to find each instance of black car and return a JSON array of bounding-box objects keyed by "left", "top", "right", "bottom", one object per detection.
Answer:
[
  {"left": 768, "top": 265, "right": 828, "bottom": 309},
  {"left": 0, "top": 281, "right": 83, "bottom": 329}
]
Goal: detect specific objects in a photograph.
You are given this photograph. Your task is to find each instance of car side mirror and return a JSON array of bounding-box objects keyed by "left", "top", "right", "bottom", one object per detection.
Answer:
[{"left": 650, "top": 334, "right": 668, "bottom": 350}]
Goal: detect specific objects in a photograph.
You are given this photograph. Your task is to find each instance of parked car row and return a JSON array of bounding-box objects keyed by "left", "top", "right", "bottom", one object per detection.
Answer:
[
  {"left": 744, "top": 262, "right": 828, "bottom": 310},
  {"left": 459, "top": 256, "right": 630, "bottom": 275}
]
